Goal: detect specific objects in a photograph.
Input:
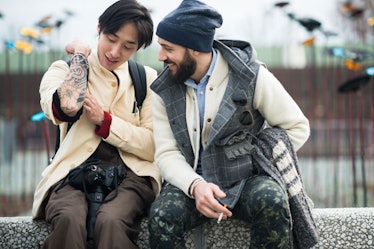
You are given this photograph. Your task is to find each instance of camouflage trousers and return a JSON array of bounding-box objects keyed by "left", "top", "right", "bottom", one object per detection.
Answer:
[{"left": 148, "top": 175, "right": 290, "bottom": 249}]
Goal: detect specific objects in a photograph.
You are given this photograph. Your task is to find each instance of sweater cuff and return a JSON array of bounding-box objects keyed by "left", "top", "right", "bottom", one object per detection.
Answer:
[
  {"left": 52, "top": 101, "right": 63, "bottom": 121},
  {"left": 95, "top": 111, "right": 111, "bottom": 138},
  {"left": 52, "top": 90, "right": 83, "bottom": 122}
]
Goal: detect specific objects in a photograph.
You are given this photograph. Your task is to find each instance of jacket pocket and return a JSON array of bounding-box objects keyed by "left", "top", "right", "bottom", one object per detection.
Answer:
[{"left": 215, "top": 129, "right": 254, "bottom": 160}]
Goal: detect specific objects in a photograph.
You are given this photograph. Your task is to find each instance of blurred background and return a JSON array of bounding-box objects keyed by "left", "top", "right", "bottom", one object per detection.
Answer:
[{"left": 0, "top": 0, "right": 373, "bottom": 216}]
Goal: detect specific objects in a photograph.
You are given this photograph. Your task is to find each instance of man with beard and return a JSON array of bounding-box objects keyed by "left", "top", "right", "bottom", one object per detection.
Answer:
[{"left": 148, "top": 0, "right": 317, "bottom": 248}]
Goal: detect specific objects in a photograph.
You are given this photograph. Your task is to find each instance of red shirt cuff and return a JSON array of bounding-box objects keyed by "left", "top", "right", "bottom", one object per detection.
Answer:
[
  {"left": 52, "top": 102, "right": 63, "bottom": 121},
  {"left": 95, "top": 111, "right": 112, "bottom": 138}
]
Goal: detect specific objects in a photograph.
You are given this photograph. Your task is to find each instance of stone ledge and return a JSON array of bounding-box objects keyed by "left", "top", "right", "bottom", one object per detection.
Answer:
[
  {"left": 0, "top": 208, "right": 373, "bottom": 249},
  {"left": 311, "top": 208, "right": 373, "bottom": 249}
]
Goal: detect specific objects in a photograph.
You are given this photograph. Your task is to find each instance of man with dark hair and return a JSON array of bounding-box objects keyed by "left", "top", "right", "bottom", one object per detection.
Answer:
[
  {"left": 148, "top": 0, "right": 318, "bottom": 248},
  {"left": 32, "top": 1, "right": 161, "bottom": 248}
]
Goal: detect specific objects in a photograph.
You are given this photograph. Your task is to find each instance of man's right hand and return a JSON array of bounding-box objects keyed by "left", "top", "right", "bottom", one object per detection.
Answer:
[{"left": 193, "top": 181, "right": 232, "bottom": 220}]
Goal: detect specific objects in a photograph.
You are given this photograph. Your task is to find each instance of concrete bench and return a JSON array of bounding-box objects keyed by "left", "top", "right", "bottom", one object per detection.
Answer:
[{"left": 0, "top": 208, "right": 373, "bottom": 248}]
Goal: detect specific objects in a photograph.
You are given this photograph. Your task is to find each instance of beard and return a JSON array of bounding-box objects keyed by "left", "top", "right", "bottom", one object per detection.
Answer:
[{"left": 167, "top": 50, "right": 196, "bottom": 85}]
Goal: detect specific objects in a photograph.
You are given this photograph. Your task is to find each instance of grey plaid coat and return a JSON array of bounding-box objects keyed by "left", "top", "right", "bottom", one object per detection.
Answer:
[
  {"left": 151, "top": 39, "right": 264, "bottom": 207},
  {"left": 151, "top": 39, "right": 317, "bottom": 248}
]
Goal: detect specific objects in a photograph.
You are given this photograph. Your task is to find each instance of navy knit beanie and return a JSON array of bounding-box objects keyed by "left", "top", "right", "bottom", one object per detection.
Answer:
[{"left": 156, "top": 0, "right": 223, "bottom": 52}]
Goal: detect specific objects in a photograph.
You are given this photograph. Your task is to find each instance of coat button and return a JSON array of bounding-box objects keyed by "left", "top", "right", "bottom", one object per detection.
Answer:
[
  {"left": 111, "top": 82, "right": 116, "bottom": 87},
  {"left": 88, "top": 147, "right": 93, "bottom": 152}
]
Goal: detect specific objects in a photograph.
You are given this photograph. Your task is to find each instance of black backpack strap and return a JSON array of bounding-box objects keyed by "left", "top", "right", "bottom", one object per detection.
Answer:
[{"left": 128, "top": 59, "right": 147, "bottom": 110}]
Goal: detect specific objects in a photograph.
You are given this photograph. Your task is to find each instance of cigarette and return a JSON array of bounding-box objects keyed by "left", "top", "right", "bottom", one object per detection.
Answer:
[{"left": 217, "top": 204, "right": 227, "bottom": 224}]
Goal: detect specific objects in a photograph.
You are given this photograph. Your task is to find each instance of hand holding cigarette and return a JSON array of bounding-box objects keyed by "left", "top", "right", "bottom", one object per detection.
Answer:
[
  {"left": 217, "top": 203, "right": 228, "bottom": 224},
  {"left": 192, "top": 181, "right": 231, "bottom": 221}
]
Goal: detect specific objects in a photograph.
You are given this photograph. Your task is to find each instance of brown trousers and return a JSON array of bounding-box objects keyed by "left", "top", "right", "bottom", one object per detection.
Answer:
[{"left": 43, "top": 169, "right": 155, "bottom": 249}]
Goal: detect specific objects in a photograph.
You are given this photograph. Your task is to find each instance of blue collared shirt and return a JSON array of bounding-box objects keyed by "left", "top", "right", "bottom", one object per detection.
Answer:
[
  {"left": 185, "top": 49, "right": 217, "bottom": 127},
  {"left": 184, "top": 49, "right": 217, "bottom": 174}
]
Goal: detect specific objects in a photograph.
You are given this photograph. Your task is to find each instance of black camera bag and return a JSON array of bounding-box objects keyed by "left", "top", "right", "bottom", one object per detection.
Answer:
[{"left": 55, "top": 159, "right": 126, "bottom": 241}]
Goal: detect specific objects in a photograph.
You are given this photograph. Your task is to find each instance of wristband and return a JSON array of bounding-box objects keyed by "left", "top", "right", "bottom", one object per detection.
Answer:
[{"left": 189, "top": 178, "right": 205, "bottom": 197}]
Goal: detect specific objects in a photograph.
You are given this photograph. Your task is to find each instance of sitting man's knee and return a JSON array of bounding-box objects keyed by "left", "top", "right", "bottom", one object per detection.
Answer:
[{"left": 248, "top": 176, "right": 288, "bottom": 213}]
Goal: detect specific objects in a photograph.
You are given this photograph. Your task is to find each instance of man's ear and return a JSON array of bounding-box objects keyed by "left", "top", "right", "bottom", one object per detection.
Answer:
[
  {"left": 190, "top": 49, "right": 200, "bottom": 57},
  {"left": 97, "top": 24, "right": 101, "bottom": 34}
]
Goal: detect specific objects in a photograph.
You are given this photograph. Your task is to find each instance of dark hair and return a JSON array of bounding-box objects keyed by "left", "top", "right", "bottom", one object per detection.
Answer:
[{"left": 98, "top": 0, "right": 153, "bottom": 49}]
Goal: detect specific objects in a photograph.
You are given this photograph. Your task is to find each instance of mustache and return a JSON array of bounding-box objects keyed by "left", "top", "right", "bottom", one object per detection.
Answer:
[{"left": 163, "top": 59, "right": 174, "bottom": 65}]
